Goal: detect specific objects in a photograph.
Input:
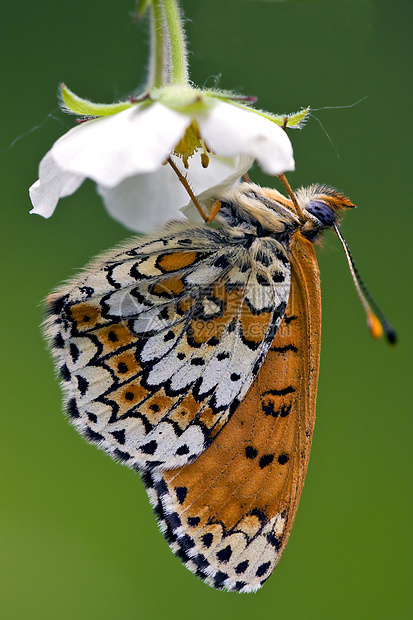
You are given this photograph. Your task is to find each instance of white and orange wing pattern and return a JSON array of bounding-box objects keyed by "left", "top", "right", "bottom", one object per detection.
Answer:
[
  {"left": 44, "top": 182, "right": 355, "bottom": 591},
  {"left": 44, "top": 217, "right": 290, "bottom": 470}
]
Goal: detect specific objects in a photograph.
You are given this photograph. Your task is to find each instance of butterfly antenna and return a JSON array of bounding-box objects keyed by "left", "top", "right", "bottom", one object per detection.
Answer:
[
  {"left": 334, "top": 224, "right": 397, "bottom": 344},
  {"left": 277, "top": 174, "right": 306, "bottom": 223},
  {"left": 167, "top": 157, "right": 208, "bottom": 222}
]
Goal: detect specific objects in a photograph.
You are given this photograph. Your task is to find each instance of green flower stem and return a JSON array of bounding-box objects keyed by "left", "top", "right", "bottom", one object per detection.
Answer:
[
  {"left": 149, "top": 1, "right": 167, "bottom": 88},
  {"left": 161, "top": 0, "right": 189, "bottom": 85}
]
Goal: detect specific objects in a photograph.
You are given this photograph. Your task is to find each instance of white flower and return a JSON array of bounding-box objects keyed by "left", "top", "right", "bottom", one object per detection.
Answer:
[{"left": 30, "top": 87, "right": 304, "bottom": 233}]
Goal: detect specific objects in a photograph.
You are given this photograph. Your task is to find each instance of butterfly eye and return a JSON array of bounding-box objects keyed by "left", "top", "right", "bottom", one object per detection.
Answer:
[{"left": 305, "top": 200, "right": 337, "bottom": 228}]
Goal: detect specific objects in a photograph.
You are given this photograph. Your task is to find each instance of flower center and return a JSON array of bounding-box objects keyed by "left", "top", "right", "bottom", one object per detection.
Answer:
[{"left": 173, "top": 121, "right": 210, "bottom": 168}]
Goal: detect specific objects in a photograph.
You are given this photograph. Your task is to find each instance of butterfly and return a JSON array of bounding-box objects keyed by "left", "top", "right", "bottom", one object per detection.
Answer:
[{"left": 44, "top": 181, "right": 365, "bottom": 592}]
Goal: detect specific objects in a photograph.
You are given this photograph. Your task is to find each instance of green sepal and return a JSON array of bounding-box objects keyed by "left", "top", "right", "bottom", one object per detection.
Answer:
[
  {"left": 59, "top": 84, "right": 133, "bottom": 117},
  {"left": 276, "top": 106, "right": 311, "bottom": 129},
  {"left": 194, "top": 88, "right": 311, "bottom": 129},
  {"left": 59, "top": 82, "right": 310, "bottom": 131},
  {"left": 226, "top": 102, "right": 311, "bottom": 129}
]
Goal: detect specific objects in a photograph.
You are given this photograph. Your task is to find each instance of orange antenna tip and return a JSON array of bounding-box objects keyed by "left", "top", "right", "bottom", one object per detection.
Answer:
[
  {"left": 334, "top": 224, "right": 397, "bottom": 346},
  {"left": 367, "top": 312, "right": 383, "bottom": 340}
]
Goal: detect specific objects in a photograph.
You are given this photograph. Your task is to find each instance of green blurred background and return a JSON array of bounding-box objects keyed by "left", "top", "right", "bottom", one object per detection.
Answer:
[{"left": 1, "top": 1, "right": 412, "bottom": 618}]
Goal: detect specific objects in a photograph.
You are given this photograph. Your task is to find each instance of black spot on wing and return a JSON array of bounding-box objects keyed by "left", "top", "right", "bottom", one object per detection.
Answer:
[
  {"left": 278, "top": 453, "right": 289, "bottom": 465},
  {"left": 245, "top": 446, "right": 258, "bottom": 459},
  {"left": 84, "top": 427, "right": 104, "bottom": 443},
  {"left": 179, "top": 534, "right": 195, "bottom": 551},
  {"left": 267, "top": 532, "right": 282, "bottom": 550},
  {"left": 67, "top": 398, "right": 79, "bottom": 419},
  {"left": 262, "top": 402, "right": 291, "bottom": 418},
  {"left": 59, "top": 364, "right": 70, "bottom": 382},
  {"left": 259, "top": 454, "right": 274, "bottom": 469},
  {"left": 113, "top": 448, "right": 131, "bottom": 462},
  {"left": 263, "top": 385, "right": 295, "bottom": 397},
  {"left": 175, "top": 444, "right": 190, "bottom": 456},
  {"left": 110, "top": 429, "right": 126, "bottom": 444},
  {"left": 256, "top": 561, "right": 271, "bottom": 577},
  {"left": 234, "top": 581, "right": 247, "bottom": 591},
  {"left": 76, "top": 375, "right": 89, "bottom": 395},
  {"left": 235, "top": 560, "right": 249, "bottom": 574},
  {"left": 270, "top": 343, "right": 298, "bottom": 353},
  {"left": 213, "top": 571, "right": 229, "bottom": 589},
  {"left": 117, "top": 362, "right": 129, "bottom": 373},
  {"left": 140, "top": 440, "right": 158, "bottom": 455},
  {"left": 216, "top": 545, "right": 232, "bottom": 562},
  {"left": 272, "top": 271, "right": 286, "bottom": 283},
  {"left": 53, "top": 333, "right": 64, "bottom": 349},
  {"left": 175, "top": 486, "right": 188, "bottom": 505},
  {"left": 47, "top": 294, "right": 69, "bottom": 317},
  {"left": 167, "top": 512, "right": 182, "bottom": 531},
  {"left": 202, "top": 533, "right": 213, "bottom": 548}
]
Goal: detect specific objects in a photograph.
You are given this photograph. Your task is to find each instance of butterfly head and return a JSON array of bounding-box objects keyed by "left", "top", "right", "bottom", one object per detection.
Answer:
[
  {"left": 214, "top": 183, "right": 354, "bottom": 245},
  {"left": 296, "top": 184, "right": 355, "bottom": 242}
]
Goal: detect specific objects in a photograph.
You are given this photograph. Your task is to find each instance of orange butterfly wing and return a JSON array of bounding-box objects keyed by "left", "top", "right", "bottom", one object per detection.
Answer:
[{"left": 144, "top": 232, "right": 321, "bottom": 592}]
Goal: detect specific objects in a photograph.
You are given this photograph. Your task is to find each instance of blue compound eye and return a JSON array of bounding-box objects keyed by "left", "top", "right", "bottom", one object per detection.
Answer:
[{"left": 305, "top": 200, "right": 337, "bottom": 228}]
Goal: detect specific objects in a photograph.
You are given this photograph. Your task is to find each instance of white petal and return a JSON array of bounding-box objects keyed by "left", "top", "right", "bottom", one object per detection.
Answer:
[
  {"left": 29, "top": 152, "right": 84, "bottom": 218},
  {"left": 51, "top": 103, "right": 191, "bottom": 188},
  {"left": 97, "top": 154, "right": 252, "bottom": 233},
  {"left": 197, "top": 101, "right": 295, "bottom": 175}
]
